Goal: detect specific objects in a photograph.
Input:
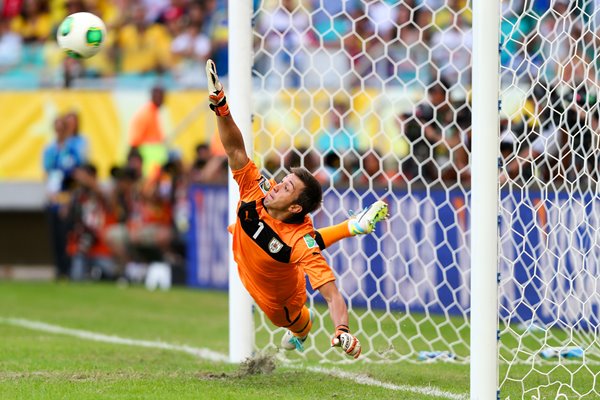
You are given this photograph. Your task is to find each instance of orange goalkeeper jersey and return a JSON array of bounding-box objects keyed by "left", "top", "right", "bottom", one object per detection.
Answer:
[{"left": 229, "top": 160, "right": 335, "bottom": 325}]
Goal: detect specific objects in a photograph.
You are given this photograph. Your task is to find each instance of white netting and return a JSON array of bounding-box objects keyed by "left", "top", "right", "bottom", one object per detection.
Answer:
[
  {"left": 498, "top": 0, "right": 600, "bottom": 398},
  {"left": 251, "top": 0, "right": 472, "bottom": 364},
  {"left": 249, "top": 0, "right": 599, "bottom": 397}
]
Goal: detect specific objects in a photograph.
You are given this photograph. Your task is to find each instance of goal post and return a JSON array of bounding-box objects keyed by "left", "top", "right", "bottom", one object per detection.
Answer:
[
  {"left": 470, "top": 0, "right": 500, "bottom": 398},
  {"left": 227, "top": 0, "right": 254, "bottom": 363}
]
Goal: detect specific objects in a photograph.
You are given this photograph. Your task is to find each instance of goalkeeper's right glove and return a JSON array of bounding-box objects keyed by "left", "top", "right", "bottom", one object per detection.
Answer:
[
  {"left": 331, "top": 324, "right": 362, "bottom": 359},
  {"left": 205, "top": 59, "right": 230, "bottom": 117}
]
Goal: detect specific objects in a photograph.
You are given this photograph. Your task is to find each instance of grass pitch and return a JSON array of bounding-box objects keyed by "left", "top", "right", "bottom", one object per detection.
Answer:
[
  {"left": 1, "top": 281, "right": 595, "bottom": 399},
  {"left": 0, "top": 281, "right": 468, "bottom": 400}
]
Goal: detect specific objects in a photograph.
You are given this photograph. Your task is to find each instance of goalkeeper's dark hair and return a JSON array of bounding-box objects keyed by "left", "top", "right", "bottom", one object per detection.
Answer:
[{"left": 290, "top": 167, "right": 322, "bottom": 220}]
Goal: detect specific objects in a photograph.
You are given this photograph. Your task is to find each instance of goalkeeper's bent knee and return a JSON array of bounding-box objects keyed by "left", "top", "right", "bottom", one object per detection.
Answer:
[{"left": 287, "top": 306, "right": 312, "bottom": 338}]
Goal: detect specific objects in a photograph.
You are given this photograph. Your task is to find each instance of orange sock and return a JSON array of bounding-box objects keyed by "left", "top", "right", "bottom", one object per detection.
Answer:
[
  {"left": 316, "top": 220, "right": 352, "bottom": 249},
  {"left": 290, "top": 306, "right": 312, "bottom": 338}
]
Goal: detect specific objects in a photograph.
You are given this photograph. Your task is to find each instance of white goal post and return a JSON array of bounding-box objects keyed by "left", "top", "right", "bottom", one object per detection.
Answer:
[
  {"left": 228, "top": 0, "right": 255, "bottom": 363},
  {"left": 470, "top": 0, "right": 499, "bottom": 398}
]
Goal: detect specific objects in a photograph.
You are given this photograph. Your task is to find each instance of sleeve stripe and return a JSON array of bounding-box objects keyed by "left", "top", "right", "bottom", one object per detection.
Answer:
[{"left": 314, "top": 231, "right": 326, "bottom": 250}]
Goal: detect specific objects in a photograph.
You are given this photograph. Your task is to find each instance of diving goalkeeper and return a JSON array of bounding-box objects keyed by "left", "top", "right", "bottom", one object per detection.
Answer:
[{"left": 206, "top": 60, "right": 387, "bottom": 358}]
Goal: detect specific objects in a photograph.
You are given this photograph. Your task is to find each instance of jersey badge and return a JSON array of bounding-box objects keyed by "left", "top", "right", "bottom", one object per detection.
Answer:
[
  {"left": 268, "top": 238, "right": 284, "bottom": 253},
  {"left": 258, "top": 176, "right": 271, "bottom": 194},
  {"left": 303, "top": 234, "right": 317, "bottom": 249}
]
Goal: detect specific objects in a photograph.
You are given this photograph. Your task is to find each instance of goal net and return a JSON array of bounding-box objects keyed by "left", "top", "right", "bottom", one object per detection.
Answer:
[
  {"left": 498, "top": 0, "right": 600, "bottom": 398},
  {"left": 251, "top": 0, "right": 472, "bottom": 364},
  {"left": 249, "top": 0, "right": 599, "bottom": 397}
]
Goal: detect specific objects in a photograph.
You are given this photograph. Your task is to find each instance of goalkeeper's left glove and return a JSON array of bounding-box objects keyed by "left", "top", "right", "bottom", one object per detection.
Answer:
[
  {"left": 205, "top": 59, "right": 230, "bottom": 117},
  {"left": 331, "top": 324, "right": 362, "bottom": 359}
]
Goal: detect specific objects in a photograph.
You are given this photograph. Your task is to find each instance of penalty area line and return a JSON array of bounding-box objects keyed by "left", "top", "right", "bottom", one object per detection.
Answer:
[
  {"left": 1, "top": 317, "right": 467, "bottom": 400},
  {"left": 303, "top": 366, "right": 468, "bottom": 400},
  {"left": 0, "top": 317, "right": 229, "bottom": 363}
]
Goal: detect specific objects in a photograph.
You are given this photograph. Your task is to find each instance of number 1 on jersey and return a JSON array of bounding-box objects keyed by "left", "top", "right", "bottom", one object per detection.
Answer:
[{"left": 253, "top": 221, "right": 264, "bottom": 239}]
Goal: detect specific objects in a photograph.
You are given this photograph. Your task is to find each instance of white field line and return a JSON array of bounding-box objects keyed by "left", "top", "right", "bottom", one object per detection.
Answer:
[
  {"left": 1, "top": 317, "right": 468, "bottom": 400},
  {"left": 304, "top": 366, "right": 469, "bottom": 400},
  {"left": 0, "top": 317, "right": 229, "bottom": 363}
]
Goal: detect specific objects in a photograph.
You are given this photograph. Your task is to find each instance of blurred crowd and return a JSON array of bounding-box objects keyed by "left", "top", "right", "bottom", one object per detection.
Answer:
[
  {"left": 0, "top": 0, "right": 228, "bottom": 87},
  {"left": 43, "top": 86, "right": 228, "bottom": 281},
  {"left": 262, "top": 76, "right": 598, "bottom": 192},
  {"left": 16, "top": 0, "right": 600, "bottom": 280},
  {"left": 1, "top": 0, "right": 598, "bottom": 88},
  {"left": 43, "top": 81, "right": 600, "bottom": 282}
]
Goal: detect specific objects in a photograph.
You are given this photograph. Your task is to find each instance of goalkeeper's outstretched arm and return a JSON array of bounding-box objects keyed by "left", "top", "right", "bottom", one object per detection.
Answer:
[
  {"left": 205, "top": 59, "right": 249, "bottom": 171},
  {"left": 317, "top": 281, "right": 349, "bottom": 329},
  {"left": 318, "top": 281, "right": 362, "bottom": 358}
]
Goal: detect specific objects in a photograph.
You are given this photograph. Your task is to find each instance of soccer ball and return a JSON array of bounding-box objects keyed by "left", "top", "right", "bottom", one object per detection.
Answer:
[{"left": 57, "top": 12, "right": 106, "bottom": 59}]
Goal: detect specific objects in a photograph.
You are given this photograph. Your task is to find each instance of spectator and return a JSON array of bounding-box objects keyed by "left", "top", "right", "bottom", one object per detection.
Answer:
[
  {"left": 10, "top": 0, "right": 52, "bottom": 44},
  {"left": 125, "top": 146, "right": 144, "bottom": 180},
  {"left": 255, "top": 0, "right": 309, "bottom": 88},
  {"left": 353, "top": 148, "right": 389, "bottom": 188},
  {"left": 129, "top": 85, "right": 166, "bottom": 147},
  {"left": 104, "top": 165, "right": 139, "bottom": 279},
  {"left": 64, "top": 110, "right": 89, "bottom": 162},
  {"left": 128, "top": 85, "right": 169, "bottom": 176},
  {"left": 307, "top": 0, "right": 359, "bottom": 49},
  {"left": 349, "top": 0, "right": 402, "bottom": 88},
  {"left": 433, "top": 0, "right": 471, "bottom": 30},
  {"left": 67, "top": 163, "right": 117, "bottom": 281},
  {"left": 560, "top": 86, "right": 599, "bottom": 185},
  {"left": 202, "top": 0, "right": 228, "bottom": 74},
  {"left": 413, "top": 3, "right": 435, "bottom": 45},
  {"left": 283, "top": 146, "right": 329, "bottom": 185},
  {"left": 105, "top": 151, "right": 179, "bottom": 283},
  {"left": 500, "top": 4, "right": 536, "bottom": 83},
  {"left": 0, "top": 16, "right": 22, "bottom": 71},
  {"left": 114, "top": 2, "right": 172, "bottom": 75},
  {"left": 143, "top": 0, "right": 171, "bottom": 24},
  {"left": 503, "top": 83, "right": 559, "bottom": 185},
  {"left": 2, "top": 0, "right": 23, "bottom": 19},
  {"left": 191, "top": 143, "right": 211, "bottom": 169},
  {"left": 155, "top": 0, "right": 186, "bottom": 25},
  {"left": 387, "top": 1, "right": 429, "bottom": 86},
  {"left": 42, "top": 115, "right": 85, "bottom": 279},
  {"left": 400, "top": 80, "right": 456, "bottom": 184},
  {"left": 189, "top": 142, "right": 228, "bottom": 184},
  {"left": 155, "top": 151, "right": 189, "bottom": 266},
  {"left": 125, "top": 169, "right": 175, "bottom": 279},
  {"left": 313, "top": 98, "right": 360, "bottom": 156},
  {"left": 430, "top": 10, "right": 472, "bottom": 86},
  {"left": 170, "top": 0, "right": 212, "bottom": 86},
  {"left": 322, "top": 151, "right": 345, "bottom": 186},
  {"left": 557, "top": 24, "right": 597, "bottom": 85},
  {"left": 452, "top": 104, "right": 471, "bottom": 184}
]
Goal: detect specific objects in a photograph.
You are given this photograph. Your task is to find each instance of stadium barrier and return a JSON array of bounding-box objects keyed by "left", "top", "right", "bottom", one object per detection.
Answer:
[{"left": 187, "top": 184, "right": 598, "bottom": 327}]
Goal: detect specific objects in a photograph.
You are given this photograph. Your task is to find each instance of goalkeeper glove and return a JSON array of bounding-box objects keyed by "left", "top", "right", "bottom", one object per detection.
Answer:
[
  {"left": 206, "top": 59, "right": 230, "bottom": 117},
  {"left": 331, "top": 324, "right": 362, "bottom": 359}
]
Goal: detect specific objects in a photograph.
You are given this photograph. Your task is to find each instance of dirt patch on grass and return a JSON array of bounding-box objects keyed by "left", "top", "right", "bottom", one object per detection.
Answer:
[
  {"left": 237, "top": 353, "right": 276, "bottom": 376},
  {"left": 196, "top": 371, "right": 231, "bottom": 380},
  {"left": 197, "top": 352, "right": 277, "bottom": 381}
]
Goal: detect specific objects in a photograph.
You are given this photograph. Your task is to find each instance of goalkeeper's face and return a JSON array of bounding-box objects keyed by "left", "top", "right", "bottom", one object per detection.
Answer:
[{"left": 264, "top": 174, "right": 305, "bottom": 214}]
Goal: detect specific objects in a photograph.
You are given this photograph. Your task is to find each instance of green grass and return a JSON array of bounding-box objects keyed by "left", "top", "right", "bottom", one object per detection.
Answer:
[{"left": 0, "top": 281, "right": 597, "bottom": 399}]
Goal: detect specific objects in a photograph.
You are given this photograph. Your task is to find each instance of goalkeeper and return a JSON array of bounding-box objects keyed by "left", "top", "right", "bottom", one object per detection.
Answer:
[{"left": 206, "top": 60, "right": 387, "bottom": 358}]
